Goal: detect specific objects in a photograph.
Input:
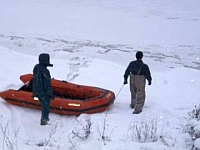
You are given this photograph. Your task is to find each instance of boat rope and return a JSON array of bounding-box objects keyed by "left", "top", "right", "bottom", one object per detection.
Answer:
[{"left": 115, "top": 84, "right": 124, "bottom": 100}]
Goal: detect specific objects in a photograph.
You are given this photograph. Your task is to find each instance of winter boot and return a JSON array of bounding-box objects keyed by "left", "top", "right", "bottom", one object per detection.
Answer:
[
  {"left": 132, "top": 110, "right": 142, "bottom": 114},
  {"left": 40, "top": 119, "right": 48, "bottom": 125},
  {"left": 130, "top": 104, "right": 135, "bottom": 109}
]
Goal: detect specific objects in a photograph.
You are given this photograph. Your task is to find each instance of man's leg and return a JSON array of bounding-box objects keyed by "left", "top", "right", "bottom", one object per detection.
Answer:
[
  {"left": 133, "top": 75, "right": 146, "bottom": 113},
  {"left": 40, "top": 97, "right": 50, "bottom": 125},
  {"left": 130, "top": 74, "right": 136, "bottom": 108},
  {"left": 134, "top": 86, "right": 145, "bottom": 113}
]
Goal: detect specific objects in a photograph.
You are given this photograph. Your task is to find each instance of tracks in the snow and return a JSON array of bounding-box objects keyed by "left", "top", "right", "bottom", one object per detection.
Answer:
[{"left": 0, "top": 34, "right": 200, "bottom": 81}]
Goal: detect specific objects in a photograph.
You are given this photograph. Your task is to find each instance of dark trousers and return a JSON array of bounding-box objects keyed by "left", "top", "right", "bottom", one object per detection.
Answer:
[{"left": 39, "top": 96, "right": 50, "bottom": 120}]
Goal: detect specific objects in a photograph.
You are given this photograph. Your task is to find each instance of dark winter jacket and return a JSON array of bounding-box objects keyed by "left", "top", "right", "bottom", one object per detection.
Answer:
[
  {"left": 124, "top": 60, "right": 152, "bottom": 84},
  {"left": 32, "top": 53, "right": 54, "bottom": 99}
]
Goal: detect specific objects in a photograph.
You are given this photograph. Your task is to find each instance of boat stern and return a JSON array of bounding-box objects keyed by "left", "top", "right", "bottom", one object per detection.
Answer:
[
  {"left": 0, "top": 90, "right": 9, "bottom": 100},
  {"left": 20, "top": 74, "right": 33, "bottom": 84}
]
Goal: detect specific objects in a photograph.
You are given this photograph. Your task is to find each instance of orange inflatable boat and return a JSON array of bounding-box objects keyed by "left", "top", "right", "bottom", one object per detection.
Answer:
[{"left": 0, "top": 74, "right": 115, "bottom": 115}]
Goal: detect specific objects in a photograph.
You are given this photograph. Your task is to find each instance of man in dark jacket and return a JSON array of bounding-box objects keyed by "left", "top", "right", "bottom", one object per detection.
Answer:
[
  {"left": 124, "top": 51, "right": 152, "bottom": 114},
  {"left": 33, "top": 53, "right": 54, "bottom": 125}
]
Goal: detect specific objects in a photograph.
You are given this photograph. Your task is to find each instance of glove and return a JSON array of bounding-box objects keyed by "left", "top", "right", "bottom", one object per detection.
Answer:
[
  {"left": 148, "top": 81, "right": 151, "bottom": 85},
  {"left": 51, "top": 95, "right": 55, "bottom": 100},
  {"left": 47, "top": 89, "right": 54, "bottom": 99},
  {"left": 123, "top": 80, "right": 128, "bottom": 85}
]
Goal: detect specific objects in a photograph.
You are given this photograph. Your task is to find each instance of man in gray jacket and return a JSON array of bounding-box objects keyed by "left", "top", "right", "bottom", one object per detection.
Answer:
[{"left": 124, "top": 51, "right": 152, "bottom": 114}]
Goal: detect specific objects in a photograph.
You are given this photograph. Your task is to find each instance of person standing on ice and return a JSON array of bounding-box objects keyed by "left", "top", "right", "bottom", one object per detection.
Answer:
[
  {"left": 123, "top": 51, "right": 152, "bottom": 114},
  {"left": 32, "top": 53, "right": 54, "bottom": 125}
]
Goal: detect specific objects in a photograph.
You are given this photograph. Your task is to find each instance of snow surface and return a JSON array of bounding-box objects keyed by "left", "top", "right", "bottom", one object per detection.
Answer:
[{"left": 0, "top": 0, "right": 200, "bottom": 150}]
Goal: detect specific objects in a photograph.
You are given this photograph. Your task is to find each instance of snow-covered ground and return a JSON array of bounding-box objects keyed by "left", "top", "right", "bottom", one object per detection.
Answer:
[{"left": 0, "top": 0, "right": 200, "bottom": 150}]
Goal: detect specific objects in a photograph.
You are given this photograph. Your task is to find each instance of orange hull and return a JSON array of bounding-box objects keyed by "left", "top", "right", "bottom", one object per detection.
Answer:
[{"left": 0, "top": 74, "right": 115, "bottom": 115}]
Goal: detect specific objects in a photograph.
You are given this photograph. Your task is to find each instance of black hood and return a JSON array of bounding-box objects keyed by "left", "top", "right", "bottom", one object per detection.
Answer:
[{"left": 39, "top": 53, "right": 53, "bottom": 67}]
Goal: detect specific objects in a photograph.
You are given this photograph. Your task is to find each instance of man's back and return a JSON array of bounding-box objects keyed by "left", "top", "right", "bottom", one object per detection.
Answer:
[{"left": 124, "top": 60, "right": 152, "bottom": 84}]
